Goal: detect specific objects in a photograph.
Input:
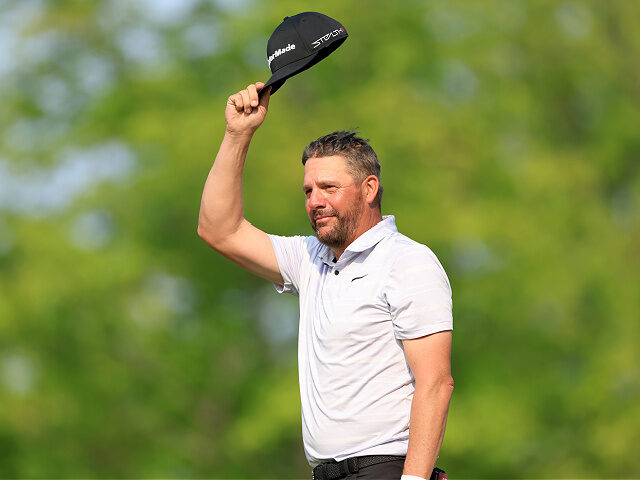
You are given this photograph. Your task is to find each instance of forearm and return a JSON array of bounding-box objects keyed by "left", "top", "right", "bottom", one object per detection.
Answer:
[
  {"left": 198, "top": 132, "right": 253, "bottom": 242},
  {"left": 403, "top": 379, "right": 454, "bottom": 478}
]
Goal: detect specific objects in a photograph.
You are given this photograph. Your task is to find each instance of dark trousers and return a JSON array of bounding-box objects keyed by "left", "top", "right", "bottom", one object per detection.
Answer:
[{"left": 312, "top": 458, "right": 405, "bottom": 479}]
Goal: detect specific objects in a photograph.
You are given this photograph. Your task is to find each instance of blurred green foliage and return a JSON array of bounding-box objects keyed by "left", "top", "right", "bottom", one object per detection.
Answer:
[{"left": 0, "top": 0, "right": 639, "bottom": 478}]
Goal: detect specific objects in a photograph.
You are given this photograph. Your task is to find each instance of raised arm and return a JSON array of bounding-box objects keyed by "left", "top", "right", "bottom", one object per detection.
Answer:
[{"left": 197, "top": 82, "right": 284, "bottom": 285}]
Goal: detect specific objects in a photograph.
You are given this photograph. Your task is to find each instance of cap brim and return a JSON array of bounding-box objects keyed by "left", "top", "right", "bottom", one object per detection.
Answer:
[
  {"left": 259, "top": 37, "right": 347, "bottom": 97},
  {"left": 259, "top": 54, "right": 317, "bottom": 97}
]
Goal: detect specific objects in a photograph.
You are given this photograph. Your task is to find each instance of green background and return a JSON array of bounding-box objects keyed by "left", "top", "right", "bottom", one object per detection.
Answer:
[{"left": 0, "top": 0, "right": 638, "bottom": 478}]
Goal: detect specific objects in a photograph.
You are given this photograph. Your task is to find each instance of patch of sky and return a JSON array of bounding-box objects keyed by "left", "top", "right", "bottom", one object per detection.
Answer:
[
  {"left": 0, "top": 0, "right": 47, "bottom": 78},
  {"left": 244, "top": 34, "right": 269, "bottom": 70},
  {"left": 5, "top": 117, "right": 70, "bottom": 153},
  {"left": 35, "top": 74, "right": 79, "bottom": 118},
  {"left": 213, "top": 0, "right": 254, "bottom": 14},
  {"left": 441, "top": 59, "right": 477, "bottom": 103},
  {"left": 68, "top": 210, "right": 116, "bottom": 251},
  {"left": 0, "top": 26, "right": 18, "bottom": 79},
  {"left": 134, "top": 0, "right": 200, "bottom": 27},
  {"left": 0, "top": 0, "right": 43, "bottom": 25},
  {"left": 182, "top": 21, "right": 221, "bottom": 58},
  {"left": 74, "top": 53, "right": 117, "bottom": 95},
  {"left": 115, "top": 25, "right": 166, "bottom": 67},
  {"left": 0, "top": 141, "right": 136, "bottom": 217},
  {"left": 450, "top": 238, "right": 502, "bottom": 276},
  {"left": 256, "top": 286, "right": 298, "bottom": 353},
  {"left": 95, "top": 0, "right": 134, "bottom": 32},
  {"left": 148, "top": 273, "right": 197, "bottom": 315},
  {"left": 128, "top": 272, "right": 197, "bottom": 330},
  {"left": 16, "top": 29, "right": 64, "bottom": 69}
]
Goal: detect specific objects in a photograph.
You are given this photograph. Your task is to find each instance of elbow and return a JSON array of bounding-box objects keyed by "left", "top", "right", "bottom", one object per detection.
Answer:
[
  {"left": 197, "top": 222, "right": 221, "bottom": 249},
  {"left": 197, "top": 207, "right": 244, "bottom": 249},
  {"left": 196, "top": 222, "right": 208, "bottom": 240},
  {"left": 438, "top": 375, "right": 454, "bottom": 397},
  {"left": 440, "top": 376, "right": 454, "bottom": 405},
  {"left": 415, "top": 374, "right": 454, "bottom": 397},
  {"left": 197, "top": 220, "right": 237, "bottom": 253}
]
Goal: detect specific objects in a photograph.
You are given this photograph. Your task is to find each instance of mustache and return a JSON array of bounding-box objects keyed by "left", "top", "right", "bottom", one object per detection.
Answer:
[{"left": 312, "top": 209, "right": 339, "bottom": 220}]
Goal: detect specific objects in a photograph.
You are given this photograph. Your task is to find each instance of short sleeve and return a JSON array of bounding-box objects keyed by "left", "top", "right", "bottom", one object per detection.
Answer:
[
  {"left": 385, "top": 244, "right": 453, "bottom": 340},
  {"left": 268, "top": 234, "right": 307, "bottom": 296}
]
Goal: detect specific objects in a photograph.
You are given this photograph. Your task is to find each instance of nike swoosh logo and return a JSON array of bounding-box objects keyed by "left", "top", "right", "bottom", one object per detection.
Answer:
[{"left": 351, "top": 274, "right": 368, "bottom": 282}]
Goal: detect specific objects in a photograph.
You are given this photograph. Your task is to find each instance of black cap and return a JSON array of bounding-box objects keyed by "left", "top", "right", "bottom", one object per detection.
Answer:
[{"left": 259, "top": 12, "right": 348, "bottom": 96}]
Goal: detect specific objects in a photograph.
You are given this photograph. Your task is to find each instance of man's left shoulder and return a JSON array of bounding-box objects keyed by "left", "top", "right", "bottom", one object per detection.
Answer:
[{"left": 383, "top": 231, "right": 445, "bottom": 267}]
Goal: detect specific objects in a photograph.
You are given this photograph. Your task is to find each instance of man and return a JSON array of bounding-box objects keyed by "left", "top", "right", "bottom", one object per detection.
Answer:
[{"left": 197, "top": 82, "right": 454, "bottom": 480}]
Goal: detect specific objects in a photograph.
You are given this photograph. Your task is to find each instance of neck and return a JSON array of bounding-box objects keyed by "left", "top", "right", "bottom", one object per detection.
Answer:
[{"left": 331, "top": 209, "right": 383, "bottom": 260}]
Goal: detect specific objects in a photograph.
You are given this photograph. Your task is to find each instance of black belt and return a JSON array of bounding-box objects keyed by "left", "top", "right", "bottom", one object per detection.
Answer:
[
  {"left": 312, "top": 455, "right": 405, "bottom": 480},
  {"left": 312, "top": 455, "right": 447, "bottom": 480}
]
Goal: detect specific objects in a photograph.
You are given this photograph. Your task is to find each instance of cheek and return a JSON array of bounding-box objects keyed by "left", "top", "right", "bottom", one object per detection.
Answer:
[{"left": 330, "top": 194, "right": 347, "bottom": 212}]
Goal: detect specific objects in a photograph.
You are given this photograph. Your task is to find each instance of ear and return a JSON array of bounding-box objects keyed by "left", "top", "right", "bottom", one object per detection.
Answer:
[{"left": 361, "top": 175, "right": 380, "bottom": 206}]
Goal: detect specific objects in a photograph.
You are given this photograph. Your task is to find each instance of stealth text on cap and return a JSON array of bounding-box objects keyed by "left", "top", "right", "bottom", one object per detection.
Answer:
[
  {"left": 268, "top": 43, "right": 296, "bottom": 67},
  {"left": 312, "top": 28, "right": 344, "bottom": 49}
]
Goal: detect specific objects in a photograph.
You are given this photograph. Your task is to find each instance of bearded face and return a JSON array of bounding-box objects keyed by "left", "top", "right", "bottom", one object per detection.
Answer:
[
  {"left": 310, "top": 196, "right": 363, "bottom": 248},
  {"left": 303, "top": 155, "right": 366, "bottom": 251}
]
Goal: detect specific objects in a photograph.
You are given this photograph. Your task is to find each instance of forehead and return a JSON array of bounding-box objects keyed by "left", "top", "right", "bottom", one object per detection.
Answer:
[{"left": 303, "top": 155, "right": 349, "bottom": 182}]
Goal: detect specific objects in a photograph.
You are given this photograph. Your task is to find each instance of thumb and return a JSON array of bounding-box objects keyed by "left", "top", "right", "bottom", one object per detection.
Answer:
[{"left": 258, "top": 86, "right": 271, "bottom": 110}]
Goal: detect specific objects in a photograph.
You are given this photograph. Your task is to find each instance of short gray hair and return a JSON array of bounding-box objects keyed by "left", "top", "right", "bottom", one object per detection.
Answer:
[{"left": 301, "top": 130, "right": 383, "bottom": 208}]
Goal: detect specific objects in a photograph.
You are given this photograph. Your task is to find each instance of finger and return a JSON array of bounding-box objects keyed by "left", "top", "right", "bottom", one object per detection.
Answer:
[
  {"left": 240, "top": 89, "right": 252, "bottom": 114},
  {"left": 228, "top": 93, "right": 244, "bottom": 113},
  {"left": 258, "top": 86, "right": 271, "bottom": 109},
  {"left": 247, "top": 83, "right": 259, "bottom": 108},
  {"left": 257, "top": 83, "right": 269, "bottom": 99}
]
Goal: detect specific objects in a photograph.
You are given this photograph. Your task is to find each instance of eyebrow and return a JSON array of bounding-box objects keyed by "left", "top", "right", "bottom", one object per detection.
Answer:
[{"left": 302, "top": 180, "right": 338, "bottom": 192}]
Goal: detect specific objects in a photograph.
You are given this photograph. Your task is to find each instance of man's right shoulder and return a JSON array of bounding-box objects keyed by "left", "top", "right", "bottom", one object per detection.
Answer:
[{"left": 269, "top": 233, "right": 325, "bottom": 261}]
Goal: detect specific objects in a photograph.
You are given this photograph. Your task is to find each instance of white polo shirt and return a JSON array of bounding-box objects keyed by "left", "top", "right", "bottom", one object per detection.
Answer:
[{"left": 269, "top": 215, "right": 453, "bottom": 467}]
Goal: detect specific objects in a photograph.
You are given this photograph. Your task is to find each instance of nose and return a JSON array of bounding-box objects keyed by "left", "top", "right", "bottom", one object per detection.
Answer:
[{"left": 307, "top": 188, "right": 326, "bottom": 209}]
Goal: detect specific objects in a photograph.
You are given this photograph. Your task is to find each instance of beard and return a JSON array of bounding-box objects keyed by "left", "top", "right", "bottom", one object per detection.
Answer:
[{"left": 310, "top": 201, "right": 362, "bottom": 249}]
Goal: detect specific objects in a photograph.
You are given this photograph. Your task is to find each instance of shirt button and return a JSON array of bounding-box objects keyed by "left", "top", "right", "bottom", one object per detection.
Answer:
[{"left": 334, "top": 270, "right": 339, "bottom": 275}]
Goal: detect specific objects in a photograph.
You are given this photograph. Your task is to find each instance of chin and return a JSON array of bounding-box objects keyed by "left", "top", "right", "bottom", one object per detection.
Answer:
[
  {"left": 315, "top": 229, "right": 333, "bottom": 243},
  {"left": 316, "top": 231, "right": 346, "bottom": 249}
]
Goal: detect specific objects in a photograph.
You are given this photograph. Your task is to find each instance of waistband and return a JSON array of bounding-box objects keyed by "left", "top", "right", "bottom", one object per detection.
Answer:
[{"left": 312, "top": 455, "right": 405, "bottom": 480}]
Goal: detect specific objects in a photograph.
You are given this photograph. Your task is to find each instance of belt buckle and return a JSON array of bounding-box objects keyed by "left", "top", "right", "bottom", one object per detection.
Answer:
[{"left": 336, "top": 457, "right": 359, "bottom": 478}]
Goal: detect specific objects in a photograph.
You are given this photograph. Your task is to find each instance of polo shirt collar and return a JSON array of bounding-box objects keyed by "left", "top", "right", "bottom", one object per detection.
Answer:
[{"left": 319, "top": 215, "right": 397, "bottom": 265}]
